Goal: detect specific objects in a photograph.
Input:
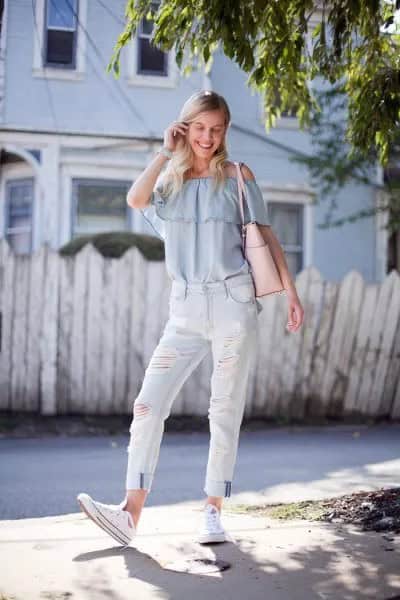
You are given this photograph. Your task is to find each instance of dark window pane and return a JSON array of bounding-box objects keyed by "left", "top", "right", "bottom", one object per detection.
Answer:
[
  {"left": 73, "top": 181, "right": 129, "bottom": 237},
  {"left": 138, "top": 38, "right": 167, "bottom": 75},
  {"left": 46, "top": 30, "right": 74, "bottom": 65},
  {"left": 47, "top": 0, "right": 76, "bottom": 29}
]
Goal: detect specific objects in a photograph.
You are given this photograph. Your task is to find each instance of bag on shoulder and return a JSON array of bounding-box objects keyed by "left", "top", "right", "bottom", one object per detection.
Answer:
[{"left": 234, "top": 161, "right": 285, "bottom": 298}]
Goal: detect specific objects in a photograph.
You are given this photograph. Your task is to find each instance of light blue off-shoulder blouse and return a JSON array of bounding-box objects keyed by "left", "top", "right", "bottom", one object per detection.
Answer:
[{"left": 140, "top": 176, "right": 270, "bottom": 284}]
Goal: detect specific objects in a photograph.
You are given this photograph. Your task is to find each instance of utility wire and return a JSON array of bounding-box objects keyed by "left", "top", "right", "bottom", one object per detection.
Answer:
[
  {"left": 61, "top": 0, "right": 157, "bottom": 136},
  {"left": 31, "top": 0, "right": 60, "bottom": 133},
  {"left": 95, "top": 0, "right": 125, "bottom": 27}
]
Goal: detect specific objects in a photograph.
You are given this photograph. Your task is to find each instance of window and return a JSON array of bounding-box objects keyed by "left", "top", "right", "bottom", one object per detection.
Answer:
[
  {"left": 44, "top": 0, "right": 78, "bottom": 68},
  {"left": 268, "top": 202, "right": 304, "bottom": 275},
  {"left": 137, "top": 4, "right": 168, "bottom": 76},
  {"left": 71, "top": 179, "right": 131, "bottom": 238},
  {"left": 5, "top": 179, "right": 34, "bottom": 254}
]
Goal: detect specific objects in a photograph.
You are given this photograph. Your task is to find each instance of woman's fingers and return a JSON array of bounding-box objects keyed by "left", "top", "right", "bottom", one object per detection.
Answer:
[
  {"left": 164, "top": 121, "right": 189, "bottom": 150},
  {"left": 172, "top": 122, "right": 189, "bottom": 136},
  {"left": 286, "top": 301, "right": 304, "bottom": 332}
]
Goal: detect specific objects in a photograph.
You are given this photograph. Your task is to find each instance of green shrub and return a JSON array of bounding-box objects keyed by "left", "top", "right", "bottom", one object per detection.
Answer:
[{"left": 58, "top": 231, "right": 165, "bottom": 261}]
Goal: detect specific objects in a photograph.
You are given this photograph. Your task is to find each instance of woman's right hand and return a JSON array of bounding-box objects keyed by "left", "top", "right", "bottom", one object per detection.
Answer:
[{"left": 164, "top": 121, "right": 189, "bottom": 152}]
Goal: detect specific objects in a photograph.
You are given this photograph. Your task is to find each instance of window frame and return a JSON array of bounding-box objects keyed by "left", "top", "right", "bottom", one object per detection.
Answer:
[
  {"left": 32, "top": 0, "right": 87, "bottom": 81},
  {"left": 268, "top": 200, "right": 304, "bottom": 275},
  {"left": 136, "top": 13, "right": 169, "bottom": 77},
  {"left": 258, "top": 181, "right": 314, "bottom": 272},
  {"left": 126, "top": 4, "right": 178, "bottom": 88},
  {"left": 4, "top": 177, "right": 34, "bottom": 254},
  {"left": 43, "top": 0, "right": 79, "bottom": 70},
  {"left": 70, "top": 177, "right": 133, "bottom": 240}
]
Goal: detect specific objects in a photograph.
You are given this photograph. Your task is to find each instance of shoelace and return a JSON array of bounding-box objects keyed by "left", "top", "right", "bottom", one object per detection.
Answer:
[{"left": 205, "top": 509, "right": 221, "bottom": 529}]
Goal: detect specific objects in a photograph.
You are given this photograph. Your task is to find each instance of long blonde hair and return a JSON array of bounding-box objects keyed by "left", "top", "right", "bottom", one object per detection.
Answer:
[{"left": 158, "top": 90, "right": 231, "bottom": 199}]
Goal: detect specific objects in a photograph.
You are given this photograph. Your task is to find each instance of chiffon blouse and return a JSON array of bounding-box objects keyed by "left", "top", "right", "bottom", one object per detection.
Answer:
[{"left": 140, "top": 176, "right": 271, "bottom": 284}]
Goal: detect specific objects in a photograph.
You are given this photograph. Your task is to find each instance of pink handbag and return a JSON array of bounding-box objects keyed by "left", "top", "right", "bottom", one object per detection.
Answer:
[{"left": 234, "top": 161, "right": 286, "bottom": 298}]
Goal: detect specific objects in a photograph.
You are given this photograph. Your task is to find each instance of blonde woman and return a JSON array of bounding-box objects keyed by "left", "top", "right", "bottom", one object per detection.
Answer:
[{"left": 78, "top": 90, "right": 304, "bottom": 547}]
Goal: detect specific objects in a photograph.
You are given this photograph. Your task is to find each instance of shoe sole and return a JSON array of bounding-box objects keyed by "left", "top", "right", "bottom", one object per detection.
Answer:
[
  {"left": 197, "top": 532, "right": 227, "bottom": 544},
  {"left": 77, "top": 493, "right": 132, "bottom": 547}
]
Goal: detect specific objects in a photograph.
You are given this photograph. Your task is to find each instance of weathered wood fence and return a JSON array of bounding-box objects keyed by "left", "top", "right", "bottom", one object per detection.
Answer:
[{"left": 1, "top": 239, "right": 399, "bottom": 419}]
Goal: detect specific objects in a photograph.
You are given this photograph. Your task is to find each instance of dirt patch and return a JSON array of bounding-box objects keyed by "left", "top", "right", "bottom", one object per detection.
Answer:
[{"left": 229, "top": 487, "right": 400, "bottom": 535}]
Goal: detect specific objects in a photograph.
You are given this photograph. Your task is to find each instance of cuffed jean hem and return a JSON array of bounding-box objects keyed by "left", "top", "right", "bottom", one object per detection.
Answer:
[
  {"left": 126, "top": 471, "right": 153, "bottom": 492},
  {"left": 204, "top": 479, "right": 232, "bottom": 498}
]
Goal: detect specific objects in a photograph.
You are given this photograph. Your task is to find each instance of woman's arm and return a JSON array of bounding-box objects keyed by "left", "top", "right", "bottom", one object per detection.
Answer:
[
  {"left": 259, "top": 224, "right": 305, "bottom": 332},
  {"left": 259, "top": 225, "right": 297, "bottom": 298},
  {"left": 238, "top": 163, "right": 304, "bottom": 332},
  {"left": 126, "top": 152, "right": 169, "bottom": 209},
  {"left": 126, "top": 120, "right": 189, "bottom": 209}
]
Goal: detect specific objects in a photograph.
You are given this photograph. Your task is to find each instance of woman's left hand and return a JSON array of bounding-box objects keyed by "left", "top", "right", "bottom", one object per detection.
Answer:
[{"left": 286, "top": 293, "right": 304, "bottom": 333}]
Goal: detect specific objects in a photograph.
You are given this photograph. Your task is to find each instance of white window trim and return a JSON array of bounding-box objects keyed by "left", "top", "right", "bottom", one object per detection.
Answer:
[
  {"left": 32, "top": 0, "right": 87, "bottom": 81},
  {"left": 1, "top": 165, "right": 38, "bottom": 252},
  {"left": 60, "top": 161, "right": 151, "bottom": 246},
  {"left": 126, "top": 32, "right": 178, "bottom": 89},
  {"left": 258, "top": 181, "right": 314, "bottom": 269}
]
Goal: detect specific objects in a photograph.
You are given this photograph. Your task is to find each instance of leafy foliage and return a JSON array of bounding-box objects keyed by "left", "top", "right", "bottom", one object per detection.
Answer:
[
  {"left": 58, "top": 231, "right": 165, "bottom": 260},
  {"left": 107, "top": 0, "right": 400, "bottom": 164},
  {"left": 292, "top": 84, "right": 400, "bottom": 232}
]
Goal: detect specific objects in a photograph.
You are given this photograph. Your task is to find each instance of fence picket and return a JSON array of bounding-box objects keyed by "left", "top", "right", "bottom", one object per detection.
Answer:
[{"left": 2, "top": 243, "right": 399, "bottom": 420}]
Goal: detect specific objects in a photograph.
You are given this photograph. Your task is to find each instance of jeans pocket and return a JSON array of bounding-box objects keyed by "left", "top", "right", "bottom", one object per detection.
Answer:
[{"left": 228, "top": 282, "right": 255, "bottom": 304}]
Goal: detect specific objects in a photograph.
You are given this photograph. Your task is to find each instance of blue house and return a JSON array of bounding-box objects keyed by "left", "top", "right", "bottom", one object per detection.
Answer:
[{"left": 0, "top": 0, "right": 388, "bottom": 283}]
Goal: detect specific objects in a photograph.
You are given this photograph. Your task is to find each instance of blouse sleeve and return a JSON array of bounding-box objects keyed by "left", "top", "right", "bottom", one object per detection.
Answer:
[
  {"left": 243, "top": 180, "right": 271, "bottom": 226},
  {"left": 139, "top": 190, "right": 166, "bottom": 241}
]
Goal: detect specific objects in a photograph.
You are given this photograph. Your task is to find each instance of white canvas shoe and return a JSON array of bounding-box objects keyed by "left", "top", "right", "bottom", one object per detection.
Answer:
[
  {"left": 77, "top": 493, "right": 135, "bottom": 547},
  {"left": 197, "top": 504, "right": 227, "bottom": 544}
]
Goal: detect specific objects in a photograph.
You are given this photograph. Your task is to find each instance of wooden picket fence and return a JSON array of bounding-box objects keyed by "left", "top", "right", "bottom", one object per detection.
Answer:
[{"left": 1, "top": 239, "right": 399, "bottom": 419}]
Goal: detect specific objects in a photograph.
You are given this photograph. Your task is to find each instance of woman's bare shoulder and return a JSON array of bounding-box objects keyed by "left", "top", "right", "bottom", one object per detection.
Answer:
[{"left": 223, "top": 161, "right": 256, "bottom": 180}]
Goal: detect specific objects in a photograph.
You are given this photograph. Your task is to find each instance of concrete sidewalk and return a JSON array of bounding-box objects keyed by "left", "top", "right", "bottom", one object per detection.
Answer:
[{"left": 1, "top": 497, "right": 399, "bottom": 600}]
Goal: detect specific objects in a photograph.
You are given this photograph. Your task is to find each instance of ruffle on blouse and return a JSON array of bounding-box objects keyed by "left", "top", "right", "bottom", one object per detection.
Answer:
[{"left": 140, "top": 177, "right": 270, "bottom": 240}]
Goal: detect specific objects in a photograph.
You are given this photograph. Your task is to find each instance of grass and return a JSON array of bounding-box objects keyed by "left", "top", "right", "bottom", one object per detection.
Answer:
[{"left": 227, "top": 499, "right": 328, "bottom": 522}]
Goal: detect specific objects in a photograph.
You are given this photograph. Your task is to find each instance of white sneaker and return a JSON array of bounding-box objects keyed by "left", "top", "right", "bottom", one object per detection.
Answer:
[
  {"left": 197, "top": 504, "right": 227, "bottom": 544},
  {"left": 77, "top": 493, "right": 135, "bottom": 547}
]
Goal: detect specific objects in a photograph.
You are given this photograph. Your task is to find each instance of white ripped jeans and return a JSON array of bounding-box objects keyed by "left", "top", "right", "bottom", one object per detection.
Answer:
[{"left": 125, "top": 272, "right": 260, "bottom": 498}]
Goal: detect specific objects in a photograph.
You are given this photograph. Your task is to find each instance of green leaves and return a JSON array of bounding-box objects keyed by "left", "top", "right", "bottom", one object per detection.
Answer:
[{"left": 108, "top": 0, "right": 400, "bottom": 165}]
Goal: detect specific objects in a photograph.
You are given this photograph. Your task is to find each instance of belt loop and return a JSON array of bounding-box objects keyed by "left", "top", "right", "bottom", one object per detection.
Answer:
[
  {"left": 223, "top": 280, "right": 228, "bottom": 298},
  {"left": 183, "top": 281, "right": 188, "bottom": 300}
]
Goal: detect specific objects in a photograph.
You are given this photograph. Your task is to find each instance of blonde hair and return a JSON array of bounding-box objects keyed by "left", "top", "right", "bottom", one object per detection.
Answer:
[{"left": 158, "top": 90, "right": 231, "bottom": 199}]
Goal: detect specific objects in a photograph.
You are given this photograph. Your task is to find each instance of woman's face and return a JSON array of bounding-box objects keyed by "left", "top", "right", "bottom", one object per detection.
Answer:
[{"left": 186, "top": 109, "right": 227, "bottom": 159}]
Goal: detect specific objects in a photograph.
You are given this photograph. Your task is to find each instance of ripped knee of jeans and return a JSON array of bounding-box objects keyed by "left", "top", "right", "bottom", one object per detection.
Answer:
[
  {"left": 146, "top": 344, "right": 177, "bottom": 375},
  {"left": 133, "top": 402, "right": 151, "bottom": 420}
]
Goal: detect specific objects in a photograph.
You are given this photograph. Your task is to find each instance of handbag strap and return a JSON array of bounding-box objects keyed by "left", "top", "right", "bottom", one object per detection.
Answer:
[{"left": 234, "top": 161, "right": 247, "bottom": 251}]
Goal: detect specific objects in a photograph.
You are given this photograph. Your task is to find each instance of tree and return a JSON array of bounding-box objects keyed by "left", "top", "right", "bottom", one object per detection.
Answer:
[
  {"left": 107, "top": 0, "right": 400, "bottom": 165},
  {"left": 291, "top": 83, "right": 400, "bottom": 240}
]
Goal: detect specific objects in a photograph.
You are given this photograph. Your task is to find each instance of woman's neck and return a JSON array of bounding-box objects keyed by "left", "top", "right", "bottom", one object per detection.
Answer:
[{"left": 189, "top": 158, "right": 212, "bottom": 177}]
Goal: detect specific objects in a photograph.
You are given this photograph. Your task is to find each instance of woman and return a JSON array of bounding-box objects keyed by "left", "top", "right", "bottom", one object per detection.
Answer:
[{"left": 77, "top": 90, "right": 304, "bottom": 548}]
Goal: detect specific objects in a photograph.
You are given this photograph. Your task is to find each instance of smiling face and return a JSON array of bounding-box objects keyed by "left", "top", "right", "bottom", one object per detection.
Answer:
[{"left": 187, "top": 109, "right": 227, "bottom": 159}]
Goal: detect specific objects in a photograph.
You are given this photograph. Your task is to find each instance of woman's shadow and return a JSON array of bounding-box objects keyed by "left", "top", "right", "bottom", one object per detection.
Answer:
[{"left": 72, "top": 518, "right": 399, "bottom": 600}]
